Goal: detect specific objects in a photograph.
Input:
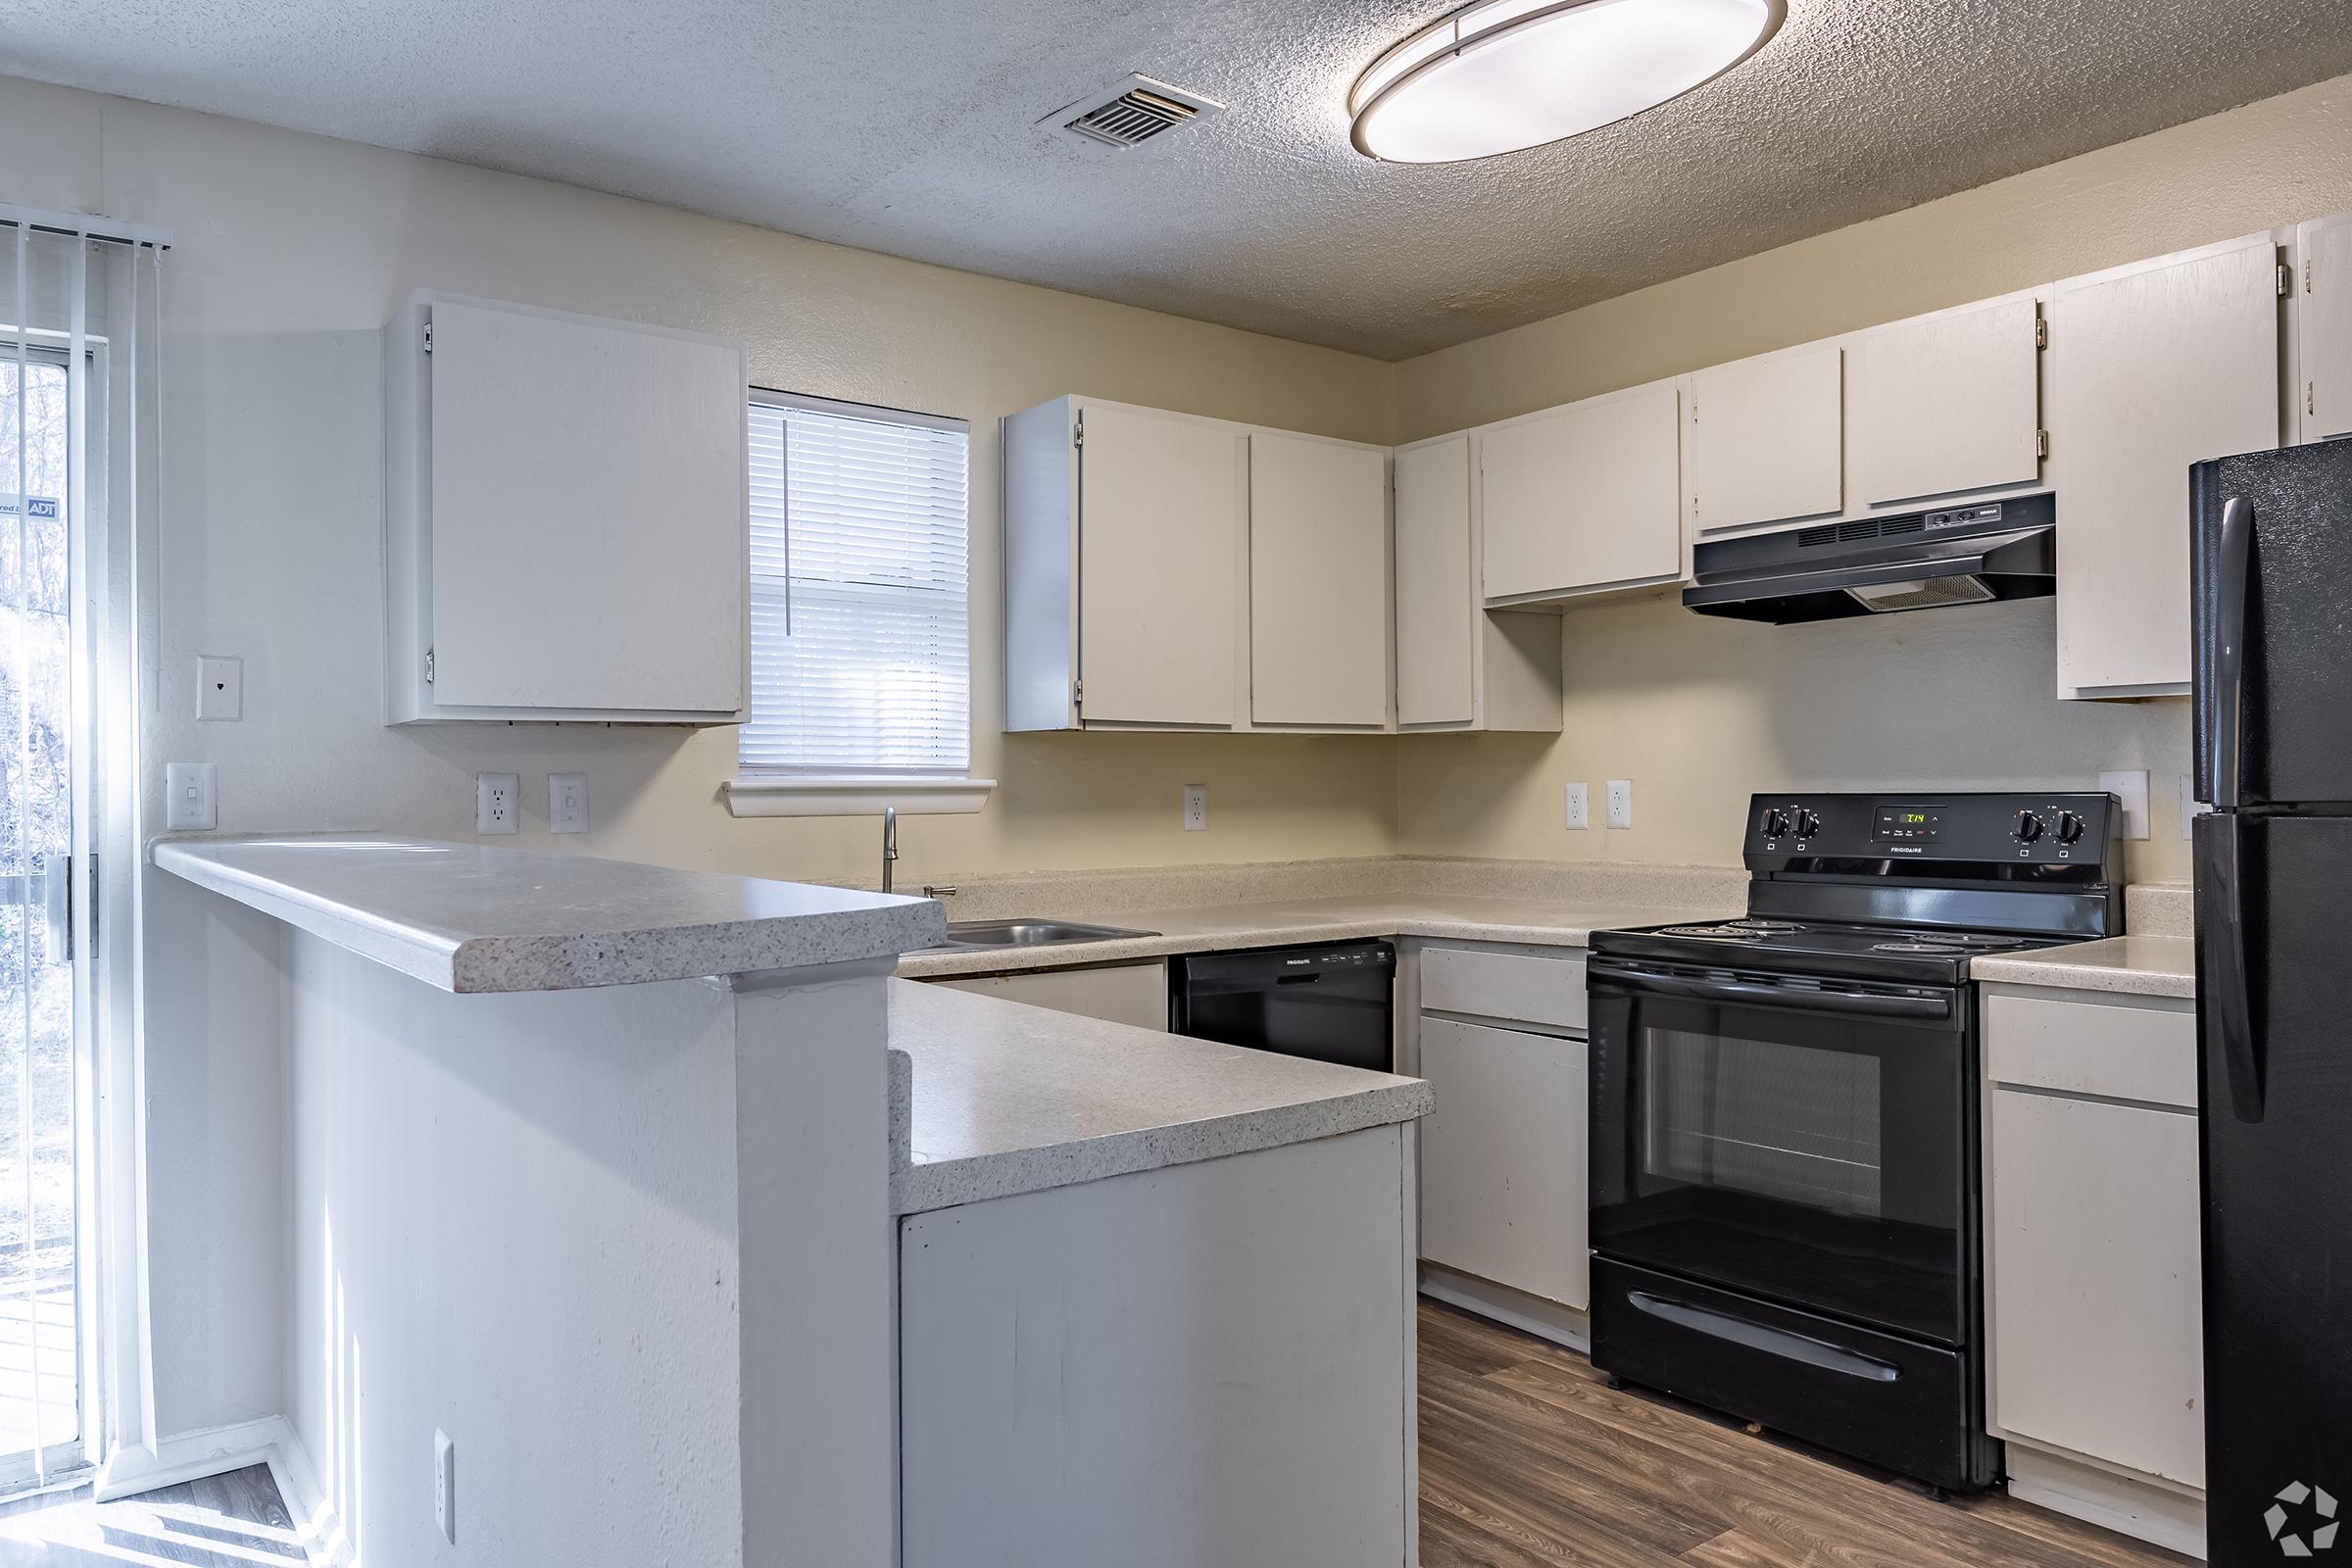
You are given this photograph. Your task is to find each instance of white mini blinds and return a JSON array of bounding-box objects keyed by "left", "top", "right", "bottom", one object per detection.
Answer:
[{"left": 741, "top": 392, "right": 970, "bottom": 775}]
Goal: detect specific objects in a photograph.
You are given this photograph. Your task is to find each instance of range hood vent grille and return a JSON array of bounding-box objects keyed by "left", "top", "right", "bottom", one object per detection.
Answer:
[
  {"left": 1046, "top": 74, "right": 1223, "bottom": 150},
  {"left": 1799, "top": 515, "right": 1926, "bottom": 548}
]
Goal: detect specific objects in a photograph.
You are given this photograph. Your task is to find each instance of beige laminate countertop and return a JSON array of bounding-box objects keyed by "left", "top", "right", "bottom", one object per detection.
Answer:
[
  {"left": 886, "top": 978, "right": 1432, "bottom": 1215},
  {"left": 1971, "top": 935, "right": 2196, "bottom": 1000},
  {"left": 892, "top": 892, "right": 1739, "bottom": 979}
]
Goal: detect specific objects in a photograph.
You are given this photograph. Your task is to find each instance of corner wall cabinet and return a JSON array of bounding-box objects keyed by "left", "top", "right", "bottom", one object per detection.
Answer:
[
  {"left": 1003, "top": 396, "right": 1396, "bottom": 734},
  {"left": 1392, "top": 435, "right": 1564, "bottom": 732},
  {"left": 384, "top": 290, "right": 749, "bottom": 724},
  {"left": 1250, "top": 433, "right": 1392, "bottom": 729},
  {"left": 2047, "top": 232, "right": 2282, "bottom": 700}
]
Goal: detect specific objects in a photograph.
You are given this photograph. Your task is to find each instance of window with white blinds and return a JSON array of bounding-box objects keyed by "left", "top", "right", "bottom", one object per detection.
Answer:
[{"left": 741, "top": 392, "right": 970, "bottom": 775}]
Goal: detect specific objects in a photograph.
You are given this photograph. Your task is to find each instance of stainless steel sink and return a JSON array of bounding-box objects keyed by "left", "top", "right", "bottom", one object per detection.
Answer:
[{"left": 929, "top": 918, "right": 1159, "bottom": 952}]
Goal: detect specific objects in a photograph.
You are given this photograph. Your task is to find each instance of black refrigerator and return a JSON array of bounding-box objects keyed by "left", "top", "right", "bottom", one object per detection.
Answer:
[{"left": 2191, "top": 439, "right": 2352, "bottom": 1566}]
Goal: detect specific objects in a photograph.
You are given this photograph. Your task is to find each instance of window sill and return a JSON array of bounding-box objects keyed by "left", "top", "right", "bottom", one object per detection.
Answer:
[{"left": 722, "top": 775, "right": 997, "bottom": 818}]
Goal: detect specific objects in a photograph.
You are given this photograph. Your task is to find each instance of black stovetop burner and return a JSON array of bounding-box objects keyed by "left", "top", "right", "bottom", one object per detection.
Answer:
[{"left": 1591, "top": 790, "right": 2128, "bottom": 985}]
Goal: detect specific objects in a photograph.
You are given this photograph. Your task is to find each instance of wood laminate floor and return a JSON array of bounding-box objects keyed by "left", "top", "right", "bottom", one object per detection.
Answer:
[
  {"left": 0, "top": 1464, "right": 309, "bottom": 1566},
  {"left": 1419, "top": 1299, "right": 2195, "bottom": 1568}
]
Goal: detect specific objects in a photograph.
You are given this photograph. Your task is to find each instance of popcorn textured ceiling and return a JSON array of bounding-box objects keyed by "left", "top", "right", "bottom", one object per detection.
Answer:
[{"left": 7, "top": 0, "right": 2351, "bottom": 358}]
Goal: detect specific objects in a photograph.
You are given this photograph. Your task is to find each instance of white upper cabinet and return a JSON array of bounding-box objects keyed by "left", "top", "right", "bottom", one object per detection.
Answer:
[
  {"left": 1848, "top": 297, "right": 2042, "bottom": 507},
  {"left": 1075, "top": 404, "right": 1244, "bottom": 728},
  {"left": 2049, "top": 233, "right": 2281, "bottom": 699},
  {"left": 1003, "top": 398, "right": 1245, "bottom": 731},
  {"left": 1393, "top": 437, "right": 1476, "bottom": 728},
  {"left": 1250, "top": 434, "right": 1391, "bottom": 728},
  {"left": 2297, "top": 214, "right": 2352, "bottom": 441},
  {"left": 1687, "top": 344, "right": 1842, "bottom": 534},
  {"left": 384, "top": 291, "right": 748, "bottom": 723},
  {"left": 1479, "top": 381, "right": 1682, "bottom": 603}
]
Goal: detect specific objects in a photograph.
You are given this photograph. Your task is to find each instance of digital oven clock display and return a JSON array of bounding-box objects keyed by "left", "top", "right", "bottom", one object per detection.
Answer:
[{"left": 1873, "top": 805, "right": 1946, "bottom": 843}]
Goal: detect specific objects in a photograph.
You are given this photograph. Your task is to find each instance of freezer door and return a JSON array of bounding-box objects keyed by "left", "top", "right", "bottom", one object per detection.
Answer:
[
  {"left": 2193, "top": 441, "right": 2352, "bottom": 808},
  {"left": 2198, "top": 812, "right": 2352, "bottom": 1565}
]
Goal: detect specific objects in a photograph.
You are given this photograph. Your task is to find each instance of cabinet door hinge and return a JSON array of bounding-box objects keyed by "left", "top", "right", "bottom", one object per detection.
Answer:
[
  {"left": 424, "top": 648, "right": 435, "bottom": 684},
  {"left": 422, "top": 319, "right": 434, "bottom": 353},
  {"left": 2036, "top": 429, "right": 2050, "bottom": 461},
  {"left": 1071, "top": 678, "right": 1083, "bottom": 709},
  {"left": 2034, "top": 312, "right": 2048, "bottom": 350},
  {"left": 1072, "top": 415, "right": 1084, "bottom": 449},
  {"left": 2307, "top": 258, "right": 2317, "bottom": 295},
  {"left": 2312, "top": 381, "right": 2320, "bottom": 417},
  {"left": 2278, "top": 259, "right": 2293, "bottom": 298}
]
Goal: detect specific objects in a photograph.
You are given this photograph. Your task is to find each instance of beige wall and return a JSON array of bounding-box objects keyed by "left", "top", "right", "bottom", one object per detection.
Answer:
[
  {"left": 1394, "top": 70, "right": 2352, "bottom": 883},
  {"left": 4, "top": 74, "right": 1402, "bottom": 899}
]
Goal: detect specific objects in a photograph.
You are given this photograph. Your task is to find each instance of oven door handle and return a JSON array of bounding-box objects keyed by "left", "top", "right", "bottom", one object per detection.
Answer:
[
  {"left": 1594, "top": 970, "right": 1951, "bottom": 1020},
  {"left": 1627, "top": 1292, "right": 1903, "bottom": 1383}
]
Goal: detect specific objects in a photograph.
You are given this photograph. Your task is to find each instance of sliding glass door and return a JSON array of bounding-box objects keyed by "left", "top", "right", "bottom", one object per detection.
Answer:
[{"left": 0, "top": 337, "right": 80, "bottom": 1488}]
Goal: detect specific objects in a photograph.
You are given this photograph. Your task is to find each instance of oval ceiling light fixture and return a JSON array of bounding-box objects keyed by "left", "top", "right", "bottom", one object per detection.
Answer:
[{"left": 1350, "top": 0, "right": 1786, "bottom": 164}]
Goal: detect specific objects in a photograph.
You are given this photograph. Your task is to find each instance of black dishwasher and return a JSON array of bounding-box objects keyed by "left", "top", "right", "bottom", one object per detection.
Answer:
[{"left": 1169, "top": 942, "right": 1396, "bottom": 1072}]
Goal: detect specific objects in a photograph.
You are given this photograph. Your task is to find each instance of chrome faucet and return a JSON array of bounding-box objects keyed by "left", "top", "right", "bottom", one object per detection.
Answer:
[{"left": 882, "top": 808, "right": 898, "bottom": 895}]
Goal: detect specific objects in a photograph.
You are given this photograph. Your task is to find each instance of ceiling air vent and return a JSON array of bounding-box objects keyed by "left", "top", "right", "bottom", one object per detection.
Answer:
[{"left": 1043, "top": 74, "right": 1223, "bottom": 151}]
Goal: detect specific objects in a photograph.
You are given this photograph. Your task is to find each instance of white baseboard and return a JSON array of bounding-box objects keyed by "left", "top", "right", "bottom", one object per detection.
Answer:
[
  {"left": 96, "top": 1416, "right": 351, "bottom": 1566},
  {"left": 2005, "top": 1443, "right": 2206, "bottom": 1559},
  {"left": 1418, "top": 1263, "right": 1592, "bottom": 1353}
]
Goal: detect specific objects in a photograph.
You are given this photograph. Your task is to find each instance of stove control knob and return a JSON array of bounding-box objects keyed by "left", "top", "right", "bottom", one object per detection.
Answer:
[
  {"left": 2055, "top": 810, "right": 2086, "bottom": 844},
  {"left": 1763, "top": 808, "right": 1791, "bottom": 838},
  {"left": 1793, "top": 808, "right": 1822, "bottom": 840},
  {"left": 2013, "top": 810, "right": 2044, "bottom": 843}
]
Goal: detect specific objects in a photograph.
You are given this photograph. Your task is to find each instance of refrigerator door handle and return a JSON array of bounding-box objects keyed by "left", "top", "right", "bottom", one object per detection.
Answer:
[
  {"left": 2198, "top": 811, "right": 2265, "bottom": 1122},
  {"left": 2206, "top": 496, "right": 2252, "bottom": 813}
]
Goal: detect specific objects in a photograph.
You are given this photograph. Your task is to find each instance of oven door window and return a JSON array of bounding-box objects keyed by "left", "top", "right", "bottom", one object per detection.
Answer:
[{"left": 1592, "top": 981, "right": 1967, "bottom": 1345}]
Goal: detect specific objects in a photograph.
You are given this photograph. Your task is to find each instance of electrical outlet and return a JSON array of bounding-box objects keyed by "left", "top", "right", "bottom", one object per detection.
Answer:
[
  {"left": 165, "top": 762, "right": 217, "bottom": 830},
  {"left": 195, "top": 655, "right": 243, "bottom": 721},
  {"left": 2098, "top": 769, "right": 2150, "bottom": 841},
  {"left": 475, "top": 772, "right": 520, "bottom": 835},
  {"left": 1563, "top": 782, "right": 1589, "bottom": 831},
  {"left": 548, "top": 772, "right": 588, "bottom": 834},
  {"left": 434, "top": 1428, "right": 455, "bottom": 1544},
  {"left": 1605, "top": 779, "right": 1634, "bottom": 830},
  {"left": 1182, "top": 784, "right": 1207, "bottom": 832}
]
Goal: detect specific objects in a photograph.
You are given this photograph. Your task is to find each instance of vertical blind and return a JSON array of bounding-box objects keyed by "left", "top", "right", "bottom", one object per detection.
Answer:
[{"left": 740, "top": 393, "right": 971, "bottom": 775}]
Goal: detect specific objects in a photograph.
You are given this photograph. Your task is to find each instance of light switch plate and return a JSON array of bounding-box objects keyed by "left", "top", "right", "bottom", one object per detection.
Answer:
[
  {"left": 548, "top": 773, "right": 588, "bottom": 834},
  {"left": 1182, "top": 784, "right": 1207, "bottom": 832},
  {"left": 1563, "top": 782, "right": 1589, "bottom": 831},
  {"left": 165, "top": 761, "right": 217, "bottom": 830},
  {"left": 1605, "top": 779, "right": 1634, "bottom": 830},
  {"left": 2098, "top": 769, "right": 2150, "bottom": 840},
  {"left": 195, "top": 656, "right": 243, "bottom": 721}
]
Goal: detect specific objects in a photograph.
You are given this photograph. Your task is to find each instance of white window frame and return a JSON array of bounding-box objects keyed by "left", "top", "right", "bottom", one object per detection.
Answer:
[{"left": 723, "top": 388, "right": 992, "bottom": 818}]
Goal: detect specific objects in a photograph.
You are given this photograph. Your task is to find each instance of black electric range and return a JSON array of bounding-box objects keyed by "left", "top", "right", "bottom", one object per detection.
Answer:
[{"left": 1585, "top": 790, "right": 2125, "bottom": 1494}]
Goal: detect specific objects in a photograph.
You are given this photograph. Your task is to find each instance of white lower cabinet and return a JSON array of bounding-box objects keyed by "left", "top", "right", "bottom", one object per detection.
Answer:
[
  {"left": 1412, "top": 943, "right": 1591, "bottom": 1320},
  {"left": 1418, "top": 1018, "right": 1588, "bottom": 1310},
  {"left": 1983, "top": 986, "right": 2204, "bottom": 1547}
]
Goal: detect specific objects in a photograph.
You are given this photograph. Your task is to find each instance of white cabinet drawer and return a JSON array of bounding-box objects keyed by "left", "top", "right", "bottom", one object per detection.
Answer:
[
  {"left": 1984, "top": 991, "right": 2196, "bottom": 1108},
  {"left": 1420, "top": 946, "right": 1586, "bottom": 1031}
]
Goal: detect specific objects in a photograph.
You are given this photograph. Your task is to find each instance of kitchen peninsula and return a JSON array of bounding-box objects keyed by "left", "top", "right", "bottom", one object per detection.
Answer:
[{"left": 151, "top": 834, "right": 1431, "bottom": 1567}]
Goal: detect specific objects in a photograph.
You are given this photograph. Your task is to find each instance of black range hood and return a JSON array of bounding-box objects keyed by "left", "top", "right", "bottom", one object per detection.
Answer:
[{"left": 1684, "top": 493, "right": 2056, "bottom": 624}]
